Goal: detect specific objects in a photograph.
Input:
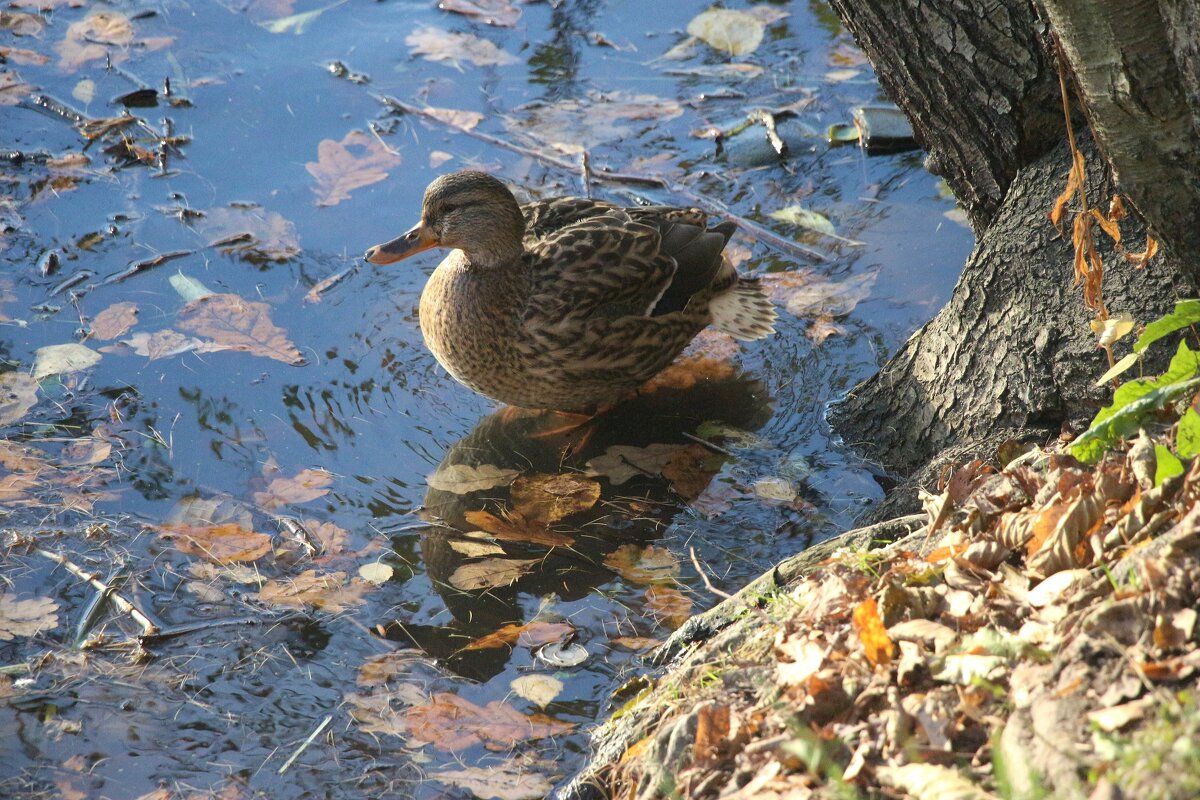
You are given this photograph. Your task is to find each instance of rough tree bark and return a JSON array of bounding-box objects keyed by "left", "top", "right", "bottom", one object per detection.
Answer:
[{"left": 827, "top": 0, "right": 1200, "bottom": 486}]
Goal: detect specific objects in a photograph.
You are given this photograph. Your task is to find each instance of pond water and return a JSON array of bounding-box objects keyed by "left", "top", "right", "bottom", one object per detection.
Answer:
[{"left": 0, "top": 1, "right": 972, "bottom": 797}]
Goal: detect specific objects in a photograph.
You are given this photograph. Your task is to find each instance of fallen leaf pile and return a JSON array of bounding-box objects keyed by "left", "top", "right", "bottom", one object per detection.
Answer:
[{"left": 602, "top": 440, "right": 1200, "bottom": 799}]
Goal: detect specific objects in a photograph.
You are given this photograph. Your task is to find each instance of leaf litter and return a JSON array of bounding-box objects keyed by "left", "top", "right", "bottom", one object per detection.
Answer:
[{"left": 602, "top": 436, "right": 1200, "bottom": 798}]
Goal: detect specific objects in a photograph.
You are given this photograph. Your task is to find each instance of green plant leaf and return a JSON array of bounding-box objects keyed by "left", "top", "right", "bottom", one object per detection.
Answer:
[
  {"left": 1177, "top": 407, "right": 1200, "bottom": 459},
  {"left": 1071, "top": 375, "right": 1200, "bottom": 463},
  {"left": 1133, "top": 299, "right": 1200, "bottom": 354},
  {"left": 1154, "top": 445, "right": 1184, "bottom": 486}
]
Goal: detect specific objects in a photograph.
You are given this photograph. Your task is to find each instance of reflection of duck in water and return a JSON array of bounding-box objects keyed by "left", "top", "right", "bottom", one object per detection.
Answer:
[
  {"left": 378, "top": 366, "right": 774, "bottom": 680},
  {"left": 364, "top": 171, "right": 776, "bottom": 413}
]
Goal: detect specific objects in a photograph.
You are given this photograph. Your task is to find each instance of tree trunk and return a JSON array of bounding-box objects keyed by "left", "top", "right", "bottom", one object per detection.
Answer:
[
  {"left": 827, "top": 0, "right": 1200, "bottom": 479},
  {"left": 1038, "top": 0, "right": 1200, "bottom": 275},
  {"left": 827, "top": 0, "right": 1065, "bottom": 231}
]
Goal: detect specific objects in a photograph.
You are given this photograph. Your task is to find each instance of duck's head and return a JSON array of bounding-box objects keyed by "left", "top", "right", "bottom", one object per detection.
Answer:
[{"left": 364, "top": 171, "right": 525, "bottom": 268}]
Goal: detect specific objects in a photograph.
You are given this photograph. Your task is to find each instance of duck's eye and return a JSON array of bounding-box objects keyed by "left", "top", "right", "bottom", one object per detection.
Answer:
[{"left": 442, "top": 203, "right": 460, "bottom": 214}]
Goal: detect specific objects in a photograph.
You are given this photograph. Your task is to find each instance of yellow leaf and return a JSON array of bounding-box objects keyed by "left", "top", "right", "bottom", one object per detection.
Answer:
[{"left": 852, "top": 597, "right": 894, "bottom": 666}]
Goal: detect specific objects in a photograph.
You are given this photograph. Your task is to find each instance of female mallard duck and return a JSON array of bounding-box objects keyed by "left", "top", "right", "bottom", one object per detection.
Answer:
[{"left": 364, "top": 171, "right": 776, "bottom": 413}]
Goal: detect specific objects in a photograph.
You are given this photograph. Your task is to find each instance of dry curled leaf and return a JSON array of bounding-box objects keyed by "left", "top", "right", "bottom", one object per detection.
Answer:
[
  {"left": 404, "top": 692, "right": 573, "bottom": 752},
  {"left": 253, "top": 468, "right": 334, "bottom": 510},
  {"left": 306, "top": 130, "right": 401, "bottom": 207},
  {"left": 0, "top": 594, "right": 60, "bottom": 640},
  {"left": 177, "top": 293, "right": 303, "bottom": 365}
]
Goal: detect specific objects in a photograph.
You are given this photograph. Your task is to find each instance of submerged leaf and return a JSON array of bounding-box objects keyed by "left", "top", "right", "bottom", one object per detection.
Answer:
[
  {"left": 253, "top": 468, "right": 334, "bottom": 510},
  {"left": 509, "top": 472, "right": 600, "bottom": 525},
  {"left": 448, "top": 557, "right": 539, "bottom": 591},
  {"left": 0, "top": 372, "right": 38, "bottom": 425},
  {"left": 686, "top": 8, "right": 764, "bottom": 56},
  {"left": 89, "top": 301, "right": 139, "bottom": 340},
  {"left": 177, "top": 293, "right": 303, "bottom": 365},
  {"left": 405, "top": 692, "right": 573, "bottom": 751},
  {"left": 406, "top": 24, "right": 519, "bottom": 68},
  {"left": 429, "top": 765, "right": 553, "bottom": 800},
  {"left": 438, "top": 0, "right": 521, "bottom": 28},
  {"left": 160, "top": 522, "right": 272, "bottom": 563},
  {"left": 0, "top": 594, "right": 60, "bottom": 640},
  {"left": 426, "top": 463, "right": 520, "bottom": 494},
  {"left": 306, "top": 130, "right": 401, "bottom": 207},
  {"left": 33, "top": 343, "right": 101, "bottom": 380}
]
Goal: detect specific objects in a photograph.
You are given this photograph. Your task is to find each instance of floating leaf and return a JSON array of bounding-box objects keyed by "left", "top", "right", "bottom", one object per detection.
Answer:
[
  {"left": 463, "top": 509, "right": 574, "bottom": 547},
  {"left": 0, "top": 69, "right": 35, "bottom": 106},
  {"left": 422, "top": 105, "right": 485, "bottom": 131},
  {"left": 404, "top": 692, "right": 573, "bottom": 752},
  {"left": 769, "top": 205, "right": 836, "bottom": 236},
  {"left": 256, "top": 569, "right": 370, "bottom": 612},
  {"left": 438, "top": 0, "right": 521, "bottom": 28},
  {"left": 89, "top": 301, "right": 138, "bottom": 340},
  {"left": 33, "top": 343, "right": 101, "bottom": 380},
  {"left": 159, "top": 522, "right": 273, "bottom": 563},
  {"left": 169, "top": 272, "right": 215, "bottom": 302},
  {"left": 448, "top": 557, "right": 539, "bottom": 591},
  {"left": 257, "top": 1, "right": 340, "bottom": 35},
  {"left": 603, "top": 544, "right": 679, "bottom": 585},
  {"left": 753, "top": 477, "right": 796, "bottom": 503},
  {"left": 0, "top": 594, "right": 59, "bottom": 641},
  {"left": 463, "top": 620, "right": 573, "bottom": 651},
  {"left": 405, "top": 24, "right": 519, "bottom": 68},
  {"left": 358, "top": 562, "right": 394, "bottom": 584},
  {"left": 509, "top": 472, "right": 600, "bottom": 525},
  {"left": 852, "top": 597, "right": 894, "bottom": 666},
  {"left": 177, "top": 293, "right": 304, "bottom": 365},
  {"left": 55, "top": 11, "right": 172, "bottom": 73},
  {"left": 429, "top": 765, "right": 553, "bottom": 800},
  {"left": 511, "top": 674, "right": 563, "bottom": 708},
  {"left": 764, "top": 270, "right": 877, "bottom": 318},
  {"left": 253, "top": 468, "right": 334, "bottom": 510},
  {"left": 101, "top": 329, "right": 212, "bottom": 360},
  {"left": 306, "top": 129, "right": 401, "bottom": 207},
  {"left": 199, "top": 207, "right": 301, "bottom": 262},
  {"left": 686, "top": 8, "right": 764, "bottom": 56},
  {"left": 0, "top": 372, "right": 38, "bottom": 425},
  {"left": 426, "top": 463, "right": 520, "bottom": 494}
]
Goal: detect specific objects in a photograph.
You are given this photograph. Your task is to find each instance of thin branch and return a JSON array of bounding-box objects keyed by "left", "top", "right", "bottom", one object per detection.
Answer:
[{"left": 36, "top": 548, "right": 159, "bottom": 635}]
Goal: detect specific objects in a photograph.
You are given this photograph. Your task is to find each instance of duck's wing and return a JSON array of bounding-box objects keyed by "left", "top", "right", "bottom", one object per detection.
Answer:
[
  {"left": 524, "top": 206, "right": 736, "bottom": 325},
  {"left": 521, "top": 197, "right": 619, "bottom": 244}
]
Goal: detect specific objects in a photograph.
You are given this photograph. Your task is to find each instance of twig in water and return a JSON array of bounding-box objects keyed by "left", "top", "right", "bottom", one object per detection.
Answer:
[
  {"left": 681, "top": 431, "right": 735, "bottom": 457},
  {"left": 36, "top": 548, "right": 160, "bottom": 635},
  {"left": 580, "top": 151, "right": 593, "bottom": 198},
  {"left": 277, "top": 714, "right": 333, "bottom": 775}
]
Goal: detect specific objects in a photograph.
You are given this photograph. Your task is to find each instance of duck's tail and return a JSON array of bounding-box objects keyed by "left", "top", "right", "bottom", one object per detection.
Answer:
[{"left": 709, "top": 279, "right": 777, "bottom": 341}]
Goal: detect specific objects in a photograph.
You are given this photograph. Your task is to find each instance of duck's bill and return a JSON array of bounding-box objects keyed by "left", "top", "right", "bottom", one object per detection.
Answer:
[{"left": 364, "top": 222, "right": 438, "bottom": 264}]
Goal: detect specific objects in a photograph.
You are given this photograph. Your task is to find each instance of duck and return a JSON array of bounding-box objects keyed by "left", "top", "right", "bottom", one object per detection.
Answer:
[{"left": 363, "top": 170, "right": 776, "bottom": 413}]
